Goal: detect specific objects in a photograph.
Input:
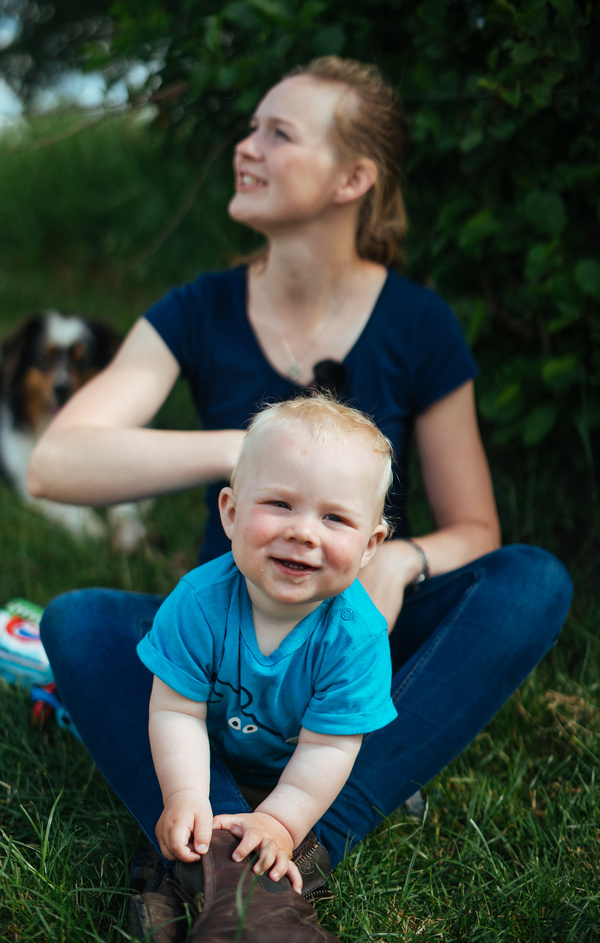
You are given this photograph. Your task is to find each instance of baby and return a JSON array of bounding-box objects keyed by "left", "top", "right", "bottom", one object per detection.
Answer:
[{"left": 137, "top": 392, "right": 397, "bottom": 892}]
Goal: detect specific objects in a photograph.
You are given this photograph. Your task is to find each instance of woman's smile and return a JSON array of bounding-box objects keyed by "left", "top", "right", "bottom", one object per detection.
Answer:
[{"left": 236, "top": 171, "right": 266, "bottom": 189}]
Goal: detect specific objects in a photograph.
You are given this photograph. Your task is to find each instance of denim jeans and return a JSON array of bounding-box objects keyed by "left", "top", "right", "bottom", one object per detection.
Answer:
[{"left": 40, "top": 544, "right": 572, "bottom": 869}]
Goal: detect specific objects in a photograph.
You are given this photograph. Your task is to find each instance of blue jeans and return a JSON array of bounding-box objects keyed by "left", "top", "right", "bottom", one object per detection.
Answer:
[{"left": 40, "top": 545, "right": 572, "bottom": 869}]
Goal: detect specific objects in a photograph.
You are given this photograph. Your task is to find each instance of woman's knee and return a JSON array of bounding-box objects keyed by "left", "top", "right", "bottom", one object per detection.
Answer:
[
  {"left": 483, "top": 544, "right": 573, "bottom": 647},
  {"left": 40, "top": 589, "right": 92, "bottom": 651},
  {"left": 40, "top": 587, "right": 163, "bottom": 661},
  {"left": 490, "top": 544, "right": 572, "bottom": 602}
]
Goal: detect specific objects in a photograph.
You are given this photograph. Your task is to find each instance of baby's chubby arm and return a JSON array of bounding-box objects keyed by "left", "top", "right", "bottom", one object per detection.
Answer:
[
  {"left": 149, "top": 676, "right": 213, "bottom": 862},
  {"left": 213, "top": 728, "right": 362, "bottom": 891}
]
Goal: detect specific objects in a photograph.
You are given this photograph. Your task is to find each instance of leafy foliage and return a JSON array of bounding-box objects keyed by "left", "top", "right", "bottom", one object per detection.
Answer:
[
  {"left": 0, "top": 0, "right": 114, "bottom": 103},
  {"left": 0, "top": 111, "right": 241, "bottom": 314}
]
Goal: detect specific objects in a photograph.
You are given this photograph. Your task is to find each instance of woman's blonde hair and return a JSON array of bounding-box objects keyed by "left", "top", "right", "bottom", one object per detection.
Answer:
[
  {"left": 287, "top": 57, "right": 409, "bottom": 268},
  {"left": 231, "top": 392, "right": 395, "bottom": 531}
]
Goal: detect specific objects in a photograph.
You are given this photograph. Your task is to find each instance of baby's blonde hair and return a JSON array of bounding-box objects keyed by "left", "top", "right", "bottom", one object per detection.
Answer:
[{"left": 231, "top": 392, "right": 394, "bottom": 532}]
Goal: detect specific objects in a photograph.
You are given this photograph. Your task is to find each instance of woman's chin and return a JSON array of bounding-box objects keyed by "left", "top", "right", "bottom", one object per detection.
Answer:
[{"left": 228, "top": 197, "right": 273, "bottom": 236}]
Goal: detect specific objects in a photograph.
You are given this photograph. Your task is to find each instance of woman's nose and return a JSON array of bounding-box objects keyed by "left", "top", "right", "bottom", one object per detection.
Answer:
[{"left": 235, "top": 131, "right": 261, "bottom": 160}]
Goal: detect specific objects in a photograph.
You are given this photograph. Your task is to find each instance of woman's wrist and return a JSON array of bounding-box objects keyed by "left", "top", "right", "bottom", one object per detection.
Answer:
[{"left": 400, "top": 538, "right": 430, "bottom": 586}]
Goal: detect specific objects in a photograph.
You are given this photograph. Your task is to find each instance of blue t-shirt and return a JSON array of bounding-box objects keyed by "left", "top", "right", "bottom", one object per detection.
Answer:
[
  {"left": 137, "top": 552, "right": 397, "bottom": 785},
  {"left": 144, "top": 266, "right": 478, "bottom": 561}
]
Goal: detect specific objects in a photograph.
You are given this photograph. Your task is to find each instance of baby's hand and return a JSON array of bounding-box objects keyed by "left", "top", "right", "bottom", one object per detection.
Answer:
[
  {"left": 212, "top": 811, "right": 303, "bottom": 893},
  {"left": 156, "top": 790, "right": 213, "bottom": 862}
]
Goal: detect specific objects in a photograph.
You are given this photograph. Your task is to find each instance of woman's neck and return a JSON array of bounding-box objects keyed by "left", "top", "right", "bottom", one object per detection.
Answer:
[
  {"left": 259, "top": 236, "right": 371, "bottom": 323},
  {"left": 260, "top": 209, "right": 364, "bottom": 302},
  {"left": 246, "top": 237, "right": 387, "bottom": 387}
]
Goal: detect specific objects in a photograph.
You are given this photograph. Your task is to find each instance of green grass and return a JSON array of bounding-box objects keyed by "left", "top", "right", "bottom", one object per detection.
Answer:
[
  {"left": 1, "top": 616, "right": 597, "bottom": 942},
  {"left": 1, "top": 110, "right": 598, "bottom": 943}
]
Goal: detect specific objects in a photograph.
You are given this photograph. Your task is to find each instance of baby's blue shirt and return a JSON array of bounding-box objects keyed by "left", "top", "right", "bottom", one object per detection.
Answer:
[{"left": 137, "top": 552, "right": 397, "bottom": 784}]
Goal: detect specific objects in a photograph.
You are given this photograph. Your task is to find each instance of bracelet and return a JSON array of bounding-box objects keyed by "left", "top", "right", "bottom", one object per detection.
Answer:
[{"left": 403, "top": 538, "right": 430, "bottom": 586}]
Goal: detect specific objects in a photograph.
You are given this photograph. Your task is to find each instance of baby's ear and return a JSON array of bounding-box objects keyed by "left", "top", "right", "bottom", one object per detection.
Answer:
[
  {"left": 359, "top": 524, "right": 387, "bottom": 569},
  {"left": 218, "top": 487, "right": 237, "bottom": 538}
]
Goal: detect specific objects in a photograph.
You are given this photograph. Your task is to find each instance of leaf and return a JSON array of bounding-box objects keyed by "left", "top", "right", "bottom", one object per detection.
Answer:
[
  {"left": 542, "top": 60, "right": 564, "bottom": 85},
  {"left": 542, "top": 355, "right": 581, "bottom": 392},
  {"left": 559, "top": 39, "right": 581, "bottom": 62},
  {"left": 414, "top": 109, "right": 443, "bottom": 140},
  {"left": 489, "top": 119, "right": 516, "bottom": 141},
  {"left": 575, "top": 259, "right": 600, "bottom": 301},
  {"left": 523, "top": 404, "right": 557, "bottom": 446},
  {"left": 248, "top": 0, "right": 291, "bottom": 22},
  {"left": 523, "top": 190, "right": 566, "bottom": 236},
  {"left": 500, "top": 83, "right": 521, "bottom": 108},
  {"left": 525, "top": 242, "right": 558, "bottom": 280},
  {"left": 460, "top": 128, "right": 483, "bottom": 153},
  {"left": 479, "top": 381, "right": 522, "bottom": 424},
  {"left": 549, "top": 0, "right": 577, "bottom": 21},
  {"left": 512, "top": 43, "right": 541, "bottom": 65},
  {"left": 530, "top": 82, "right": 552, "bottom": 108},
  {"left": 458, "top": 210, "right": 499, "bottom": 250}
]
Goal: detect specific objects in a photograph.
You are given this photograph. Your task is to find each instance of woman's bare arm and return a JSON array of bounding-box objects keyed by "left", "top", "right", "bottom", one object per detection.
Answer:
[
  {"left": 28, "top": 318, "right": 245, "bottom": 506},
  {"left": 359, "top": 381, "right": 501, "bottom": 630}
]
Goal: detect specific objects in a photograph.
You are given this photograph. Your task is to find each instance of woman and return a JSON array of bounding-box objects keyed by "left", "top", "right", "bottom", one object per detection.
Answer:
[{"left": 29, "top": 58, "right": 572, "bottom": 942}]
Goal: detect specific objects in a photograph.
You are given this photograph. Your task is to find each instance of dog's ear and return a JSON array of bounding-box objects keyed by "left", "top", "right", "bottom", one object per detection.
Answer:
[
  {"left": 0, "top": 316, "right": 44, "bottom": 391},
  {"left": 88, "top": 320, "right": 122, "bottom": 369}
]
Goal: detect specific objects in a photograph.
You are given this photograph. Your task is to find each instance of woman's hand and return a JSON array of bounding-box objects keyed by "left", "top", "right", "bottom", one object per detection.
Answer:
[
  {"left": 212, "top": 811, "right": 303, "bottom": 892},
  {"left": 156, "top": 789, "right": 214, "bottom": 862},
  {"left": 359, "top": 539, "right": 424, "bottom": 632}
]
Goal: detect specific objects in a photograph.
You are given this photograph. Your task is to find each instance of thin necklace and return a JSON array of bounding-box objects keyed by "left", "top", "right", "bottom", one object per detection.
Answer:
[{"left": 264, "top": 268, "right": 363, "bottom": 382}]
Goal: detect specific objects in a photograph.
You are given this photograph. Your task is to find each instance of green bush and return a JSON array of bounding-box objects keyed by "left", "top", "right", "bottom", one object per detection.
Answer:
[{"left": 0, "top": 111, "right": 240, "bottom": 324}]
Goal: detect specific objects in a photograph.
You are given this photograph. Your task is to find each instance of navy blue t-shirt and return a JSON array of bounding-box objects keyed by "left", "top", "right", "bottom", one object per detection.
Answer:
[{"left": 144, "top": 266, "right": 478, "bottom": 561}]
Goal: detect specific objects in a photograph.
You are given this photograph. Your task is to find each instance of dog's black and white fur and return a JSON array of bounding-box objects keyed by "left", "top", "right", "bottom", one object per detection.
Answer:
[{"left": 0, "top": 311, "right": 148, "bottom": 551}]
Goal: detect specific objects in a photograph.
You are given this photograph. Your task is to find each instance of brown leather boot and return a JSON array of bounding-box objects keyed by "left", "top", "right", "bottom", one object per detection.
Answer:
[
  {"left": 127, "top": 846, "right": 190, "bottom": 943},
  {"left": 176, "top": 830, "right": 342, "bottom": 942}
]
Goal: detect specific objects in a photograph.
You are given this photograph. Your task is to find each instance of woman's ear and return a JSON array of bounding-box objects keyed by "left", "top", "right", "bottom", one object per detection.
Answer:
[
  {"left": 219, "top": 486, "right": 237, "bottom": 538},
  {"left": 334, "top": 158, "right": 377, "bottom": 206}
]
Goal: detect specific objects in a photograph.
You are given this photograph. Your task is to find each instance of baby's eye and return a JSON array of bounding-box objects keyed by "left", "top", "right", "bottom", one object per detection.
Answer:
[
  {"left": 274, "top": 127, "right": 290, "bottom": 141},
  {"left": 324, "top": 513, "right": 346, "bottom": 524},
  {"left": 269, "top": 500, "right": 290, "bottom": 509}
]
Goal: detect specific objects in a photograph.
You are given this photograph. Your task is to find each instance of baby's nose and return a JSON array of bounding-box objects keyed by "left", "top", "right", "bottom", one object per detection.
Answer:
[{"left": 284, "top": 517, "right": 319, "bottom": 546}]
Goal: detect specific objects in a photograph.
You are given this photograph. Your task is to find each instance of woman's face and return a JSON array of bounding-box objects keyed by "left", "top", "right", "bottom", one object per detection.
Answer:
[{"left": 228, "top": 75, "right": 351, "bottom": 234}]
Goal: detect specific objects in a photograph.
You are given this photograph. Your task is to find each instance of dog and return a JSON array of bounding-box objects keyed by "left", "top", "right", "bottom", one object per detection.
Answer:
[{"left": 0, "top": 311, "right": 148, "bottom": 552}]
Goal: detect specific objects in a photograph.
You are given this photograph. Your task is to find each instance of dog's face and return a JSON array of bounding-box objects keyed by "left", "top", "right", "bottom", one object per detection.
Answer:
[{"left": 1, "top": 312, "right": 120, "bottom": 434}]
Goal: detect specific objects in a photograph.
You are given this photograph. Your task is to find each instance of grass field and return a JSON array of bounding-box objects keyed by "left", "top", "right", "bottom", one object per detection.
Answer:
[{"left": 0, "top": 114, "right": 598, "bottom": 942}]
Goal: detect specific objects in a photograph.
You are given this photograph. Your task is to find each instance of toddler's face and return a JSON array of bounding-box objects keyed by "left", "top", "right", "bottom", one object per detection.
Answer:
[{"left": 219, "top": 424, "right": 386, "bottom": 616}]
